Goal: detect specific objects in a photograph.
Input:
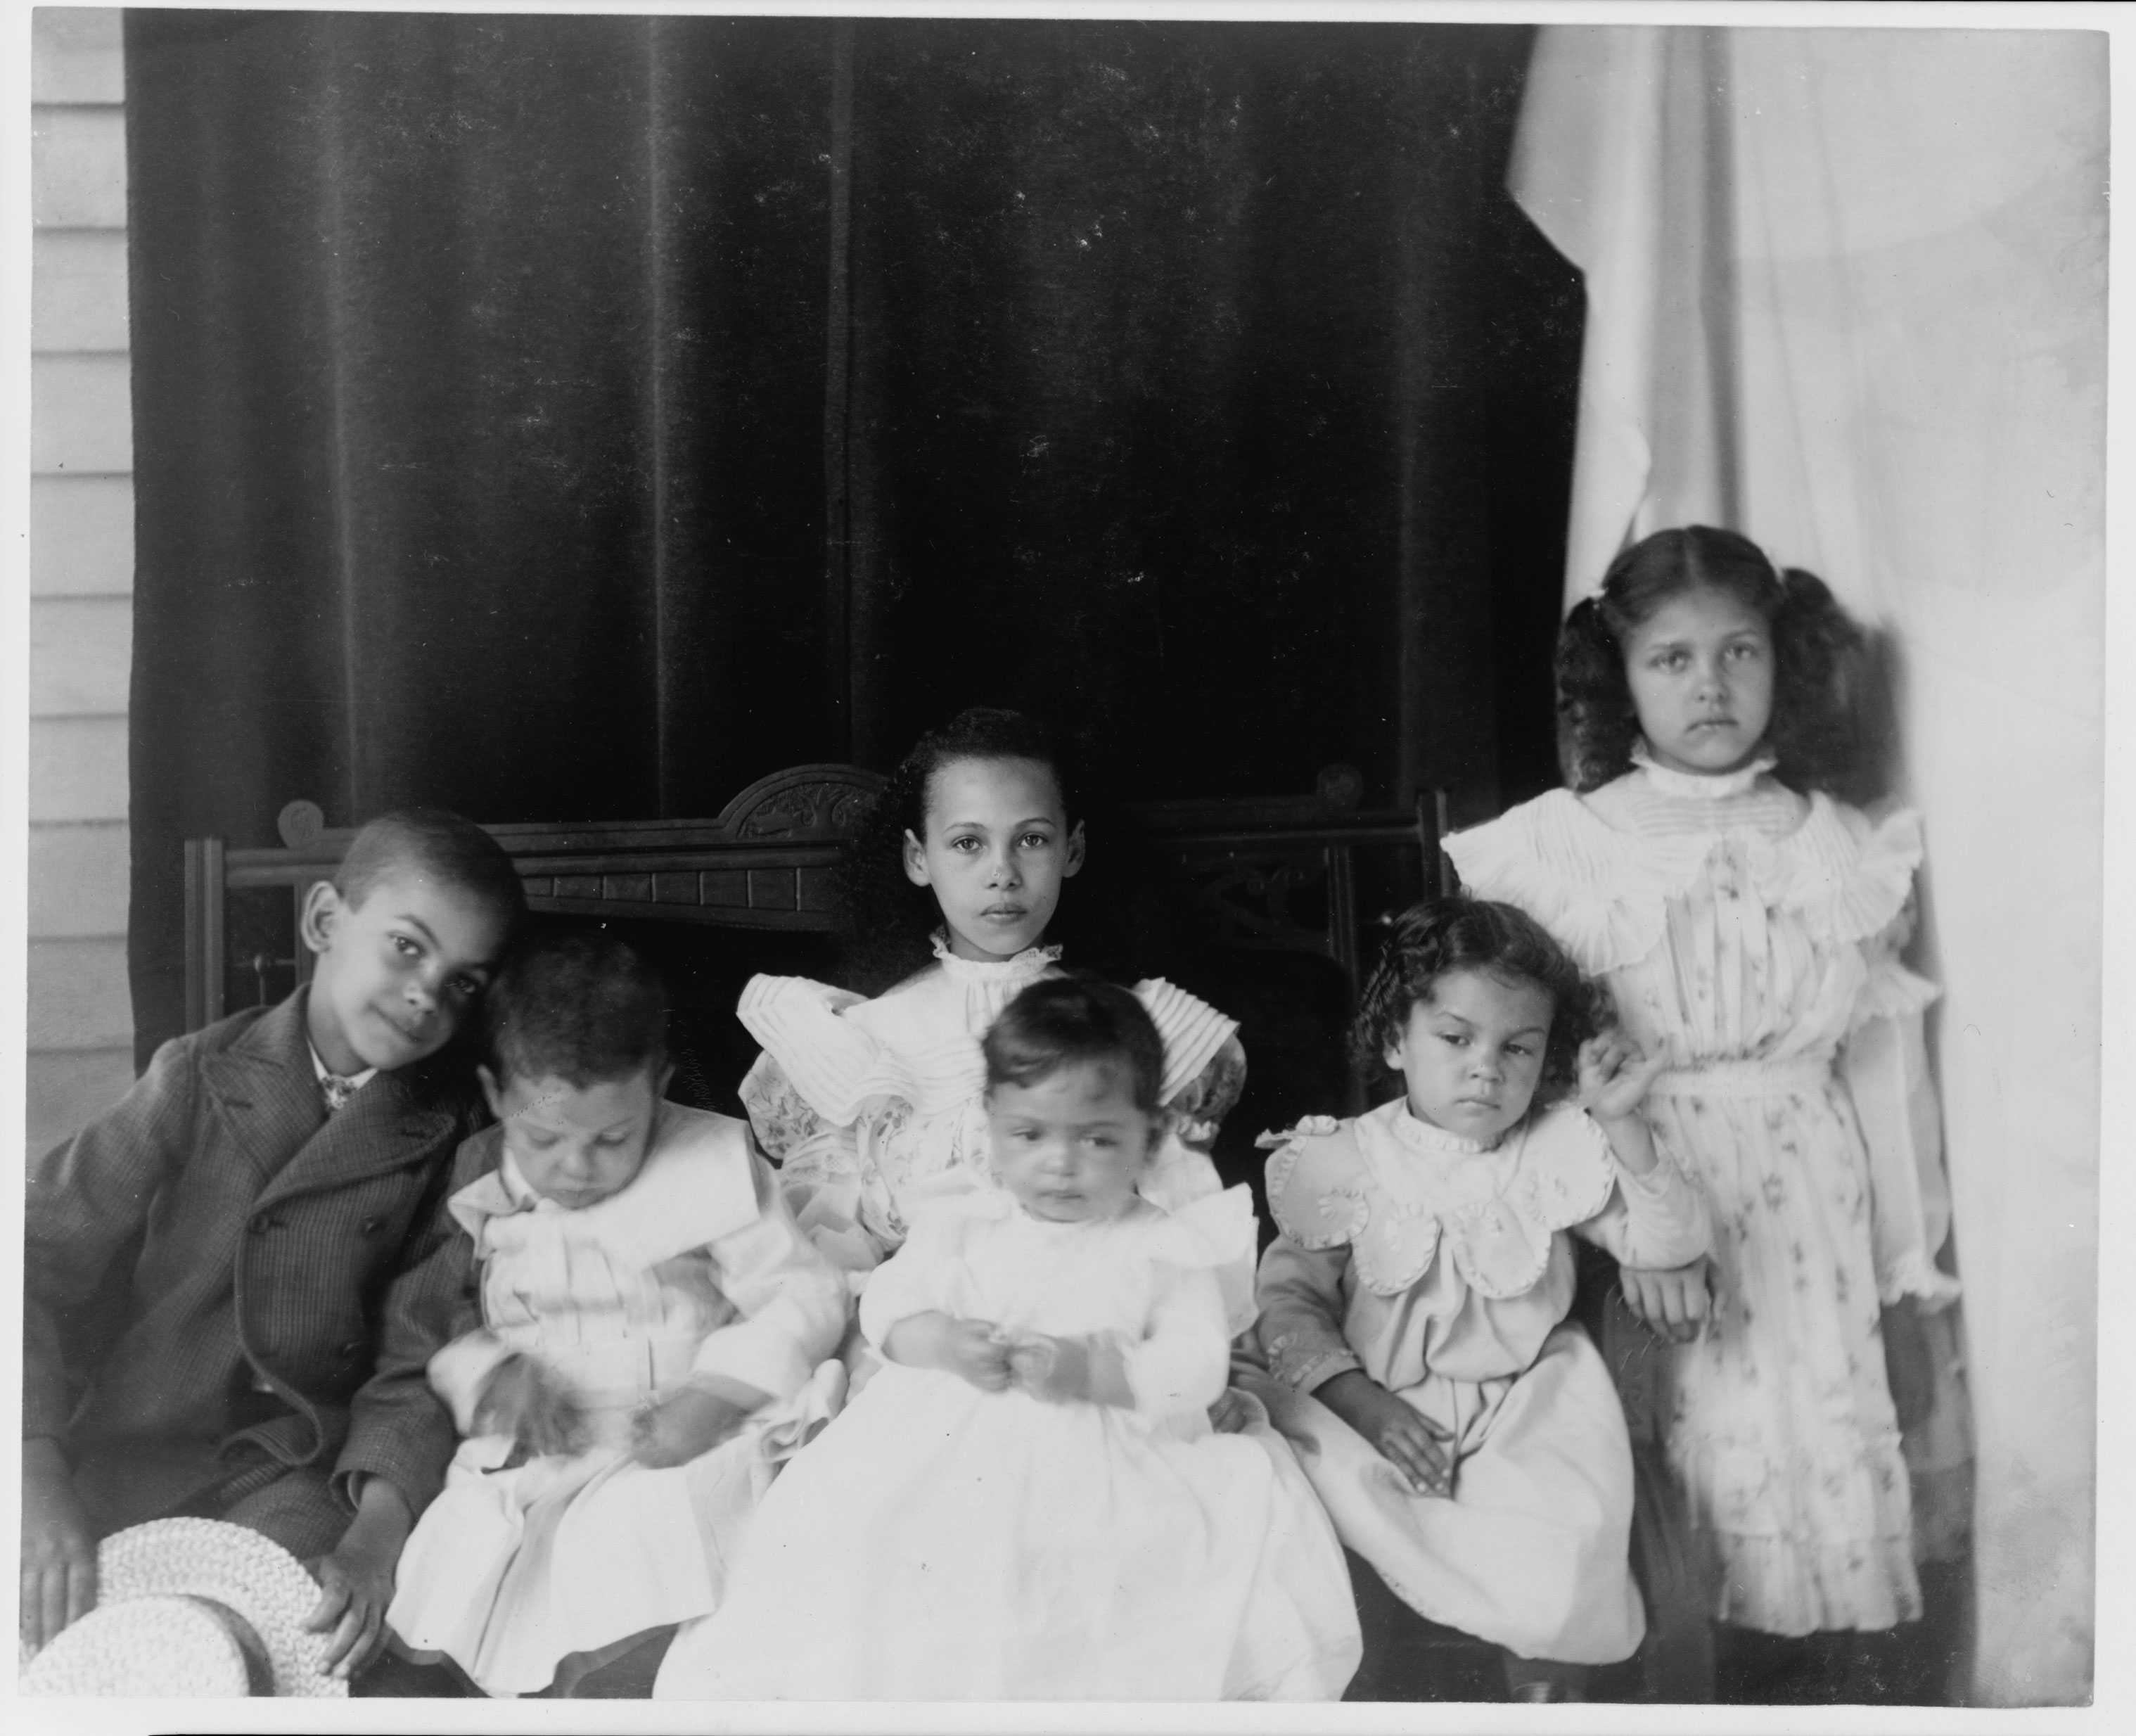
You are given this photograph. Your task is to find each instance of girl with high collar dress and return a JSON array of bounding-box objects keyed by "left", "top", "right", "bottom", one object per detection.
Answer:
[{"left": 1445, "top": 528, "right": 1960, "bottom": 1656}]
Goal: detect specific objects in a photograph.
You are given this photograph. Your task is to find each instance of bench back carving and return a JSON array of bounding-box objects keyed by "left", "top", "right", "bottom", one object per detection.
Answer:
[{"left": 183, "top": 765, "right": 1447, "bottom": 1035}]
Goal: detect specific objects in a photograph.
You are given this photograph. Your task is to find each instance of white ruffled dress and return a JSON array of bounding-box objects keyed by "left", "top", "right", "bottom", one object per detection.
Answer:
[
  {"left": 1248, "top": 1099, "right": 1710, "bottom": 1664},
  {"left": 385, "top": 1106, "right": 848, "bottom": 1695},
  {"left": 1444, "top": 751, "right": 1958, "bottom": 1635},
  {"left": 653, "top": 1184, "right": 1362, "bottom": 1701}
]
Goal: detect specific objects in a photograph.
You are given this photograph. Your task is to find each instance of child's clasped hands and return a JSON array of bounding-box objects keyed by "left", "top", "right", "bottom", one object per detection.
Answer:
[
  {"left": 897, "top": 1310, "right": 1125, "bottom": 1406},
  {"left": 473, "top": 1354, "right": 762, "bottom": 1468}
]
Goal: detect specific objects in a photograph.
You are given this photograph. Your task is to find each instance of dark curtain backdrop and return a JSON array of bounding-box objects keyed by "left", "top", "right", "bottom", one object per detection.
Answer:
[{"left": 124, "top": 11, "right": 1581, "bottom": 1060}]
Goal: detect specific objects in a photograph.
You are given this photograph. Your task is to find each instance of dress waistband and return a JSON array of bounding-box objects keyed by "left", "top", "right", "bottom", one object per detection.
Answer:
[{"left": 1645, "top": 1057, "right": 1834, "bottom": 1099}]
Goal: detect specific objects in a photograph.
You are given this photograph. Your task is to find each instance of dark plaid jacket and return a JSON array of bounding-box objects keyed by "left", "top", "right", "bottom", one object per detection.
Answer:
[{"left": 24, "top": 990, "right": 487, "bottom": 1524}]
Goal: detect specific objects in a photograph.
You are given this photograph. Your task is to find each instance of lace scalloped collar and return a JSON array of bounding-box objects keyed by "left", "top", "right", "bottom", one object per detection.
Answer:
[
  {"left": 1388, "top": 1102, "right": 1507, "bottom": 1157},
  {"left": 928, "top": 931, "right": 1063, "bottom": 983},
  {"left": 1631, "top": 737, "right": 1779, "bottom": 801}
]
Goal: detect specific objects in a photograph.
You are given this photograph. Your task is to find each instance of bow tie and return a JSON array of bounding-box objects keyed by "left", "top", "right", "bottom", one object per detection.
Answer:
[{"left": 320, "top": 1073, "right": 366, "bottom": 1114}]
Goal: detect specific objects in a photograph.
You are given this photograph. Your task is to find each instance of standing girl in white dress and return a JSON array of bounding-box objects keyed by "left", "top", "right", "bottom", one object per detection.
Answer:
[
  {"left": 1443, "top": 526, "right": 1959, "bottom": 1684},
  {"left": 1249, "top": 897, "right": 1710, "bottom": 1702},
  {"left": 736, "top": 706, "right": 1252, "bottom": 1338},
  {"left": 655, "top": 977, "right": 1361, "bottom": 1701},
  {"left": 385, "top": 930, "right": 847, "bottom": 1697}
]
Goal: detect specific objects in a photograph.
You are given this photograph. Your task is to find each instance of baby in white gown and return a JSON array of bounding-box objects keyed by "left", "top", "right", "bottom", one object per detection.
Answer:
[{"left": 655, "top": 976, "right": 1361, "bottom": 1702}]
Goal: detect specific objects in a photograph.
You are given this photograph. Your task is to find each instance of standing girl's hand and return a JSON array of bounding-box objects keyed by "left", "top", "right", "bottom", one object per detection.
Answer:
[
  {"left": 1618, "top": 1258, "right": 1714, "bottom": 1343},
  {"left": 1577, "top": 1031, "right": 1668, "bottom": 1127},
  {"left": 1315, "top": 1371, "right": 1452, "bottom": 1498}
]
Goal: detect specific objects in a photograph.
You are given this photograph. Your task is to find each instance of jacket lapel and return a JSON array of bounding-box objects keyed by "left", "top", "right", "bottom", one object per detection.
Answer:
[
  {"left": 200, "top": 989, "right": 466, "bottom": 1202},
  {"left": 262, "top": 1060, "right": 464, "bottom": 1207},
  {"left": 199, "top": 993, "right": 329, "bottom": 1189}
]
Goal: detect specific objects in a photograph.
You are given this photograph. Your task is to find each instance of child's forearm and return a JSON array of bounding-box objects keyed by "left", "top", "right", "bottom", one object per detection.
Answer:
[
  {"left": 1592, "top": 1110, "right": 1660, "bottom": 1177},
  {"left": 1311, "top": 1367, "right": 1386, "bottom": 1424},
  {"left": 686, "top": 1370, "right": 772, "bottom": 1413},
  {"left": 879, "top": 1310, "right": 954, "bottom": 1370},
  {"left": 338, "top": 1474, "right": 414, "bottom": 1562}
]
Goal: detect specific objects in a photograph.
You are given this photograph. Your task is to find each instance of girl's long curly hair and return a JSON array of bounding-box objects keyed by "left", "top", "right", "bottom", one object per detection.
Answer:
[
  {"left": 836, "top": 707, "right": 1083, "bottom": 995},
  {"left": 1556, "top": 525, "right": 1870, "bottom": 794},
  {"left": 1350, "top": 895, "right": 1607, "bottom": 1111}
]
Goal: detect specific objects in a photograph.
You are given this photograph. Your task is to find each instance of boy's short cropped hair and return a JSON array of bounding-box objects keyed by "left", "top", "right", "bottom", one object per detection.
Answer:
[
  {"left": 336, "top": 809, "right": 527, "bottom": 926},
  {"left": 485, "top": 926, "right": 668, "bottom": 1088},
  {"left": 983, "top": 974, "right": 1164, "bottom": 1118}
]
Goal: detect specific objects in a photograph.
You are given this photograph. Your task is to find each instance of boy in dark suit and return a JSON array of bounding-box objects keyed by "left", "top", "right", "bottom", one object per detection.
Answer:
[{"left": 23, "top": 809, "right": 525, "bottom": 1683}]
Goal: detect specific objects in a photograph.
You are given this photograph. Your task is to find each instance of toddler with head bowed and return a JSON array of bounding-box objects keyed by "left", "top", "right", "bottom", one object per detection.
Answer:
[{"left": 385, "top": 928, "right": 847, "bottom": 1697}]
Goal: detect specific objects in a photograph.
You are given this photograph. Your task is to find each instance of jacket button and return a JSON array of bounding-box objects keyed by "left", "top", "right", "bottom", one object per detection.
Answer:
[{"left": 360, "top": 1215, "right": 383, "bottom": 1235}]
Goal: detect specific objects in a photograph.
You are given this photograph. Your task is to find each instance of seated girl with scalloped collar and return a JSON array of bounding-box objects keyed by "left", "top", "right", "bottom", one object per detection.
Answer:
[{"left": 1242, "top": 896, "right": 1710, "bottom": 1703}]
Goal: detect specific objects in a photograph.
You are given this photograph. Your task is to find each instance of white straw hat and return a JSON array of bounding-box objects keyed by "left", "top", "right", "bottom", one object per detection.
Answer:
[
  {"left": 21, "top": 1595, "right": 262, "bottom": 1697},
  {"left": 20, "top": 1518, "right": 347, "bottom": 1698}
]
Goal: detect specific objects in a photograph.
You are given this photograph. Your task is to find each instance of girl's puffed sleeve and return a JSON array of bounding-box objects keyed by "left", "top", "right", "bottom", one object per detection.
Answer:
[
  {"left": 1841, "top": 897, "right": 1961, "bottom": 1310},
  {"left": 738, "top": 1050, "right": 883, "bottom": 1276},
  {"left": 736, "top": 973, "right": 909, "bottom": 1277},
  {"left": 1250, "top": 1119, "right": 1369, "bottom": 1394}
]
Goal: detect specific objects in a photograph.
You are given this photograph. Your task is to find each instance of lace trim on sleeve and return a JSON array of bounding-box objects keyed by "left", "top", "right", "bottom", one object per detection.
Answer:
[
  {"left": 1262, "top": 1332, "right": 1362, "bottom": 1393},
  {"left": 738, "top": 1052, "right": 835, "bottom": 1163},
  {"left": 1850, "top": 957, "right": 1941, "bottom": 1032}
]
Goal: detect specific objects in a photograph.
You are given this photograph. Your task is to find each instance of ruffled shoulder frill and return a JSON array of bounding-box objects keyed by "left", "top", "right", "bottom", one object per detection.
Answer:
[
  {"left": 1141, "top": 1183, "right": 1258, "bottom": 1278},
  {"left": 1444, "top": 789, "right": 1926, "bottom": 975},
  {"left": 1779, "top": 797, "right": 1926, "bottom": 951},
  {"left": 1260, "top": 1101, "right": 1616, "bottom": 1300},
  {"left": 895, "top": 1168, "right": 1018, "bottom": 1242},
  {"left": 449, "top": 1102, "right": 762, "bottom": 1267},
  {"left": 1134, "top": 981, "right": 1241, "bottom": 1106},
  {"left": 738, "top": 969, "right": 1243, "bottom": 1126},
  {"left": 1443, "top": 791, "right": 1710, "bottom": 976}
]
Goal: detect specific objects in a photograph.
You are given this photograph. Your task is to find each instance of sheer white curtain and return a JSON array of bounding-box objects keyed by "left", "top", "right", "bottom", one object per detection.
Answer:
[{"left": 1511, "top": 25, "right": 2104, "bottom": 1705}]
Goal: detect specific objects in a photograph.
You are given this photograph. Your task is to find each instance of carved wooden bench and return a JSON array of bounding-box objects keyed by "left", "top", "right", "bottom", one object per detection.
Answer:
[
  {"left": 181, "top": 762, "right": 1445, "bottom": 1038},
  {"left": 178, "top": 766, "right": 1707, "bottom": 1701}
]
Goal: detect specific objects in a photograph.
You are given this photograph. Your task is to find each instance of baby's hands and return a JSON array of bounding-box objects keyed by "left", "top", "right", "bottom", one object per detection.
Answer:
[
  {"left": 1618, "top": 1258, "right": 1714, "bottom": 1344},
  {"left": 632, "top": 1384, "right": 752, "bottom": 1469},
  {"left": 1317, "top": 1372, "right": 1452, "bottom": 1498},
  {"left": 1006, "top": 1333, "right": 1091, "bottom": 1405},
  {"left": 938, "top": 1318, "right": 1018, "bottom": 1392},
  {"left": 473, "top": 1354, "right": 586, "bottom": 1459},
  {"left": 1207, "top": 1387, "right": 1255, "bottom": 1434},
  {"left": 1578, "top": 1030, "right": 1667, "bottom": 1125}
]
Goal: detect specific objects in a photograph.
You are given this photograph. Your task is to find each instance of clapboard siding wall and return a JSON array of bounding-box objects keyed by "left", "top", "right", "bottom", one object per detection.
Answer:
[{"left": 29, "top": 9, "right": 134, "bottom": 1150}]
